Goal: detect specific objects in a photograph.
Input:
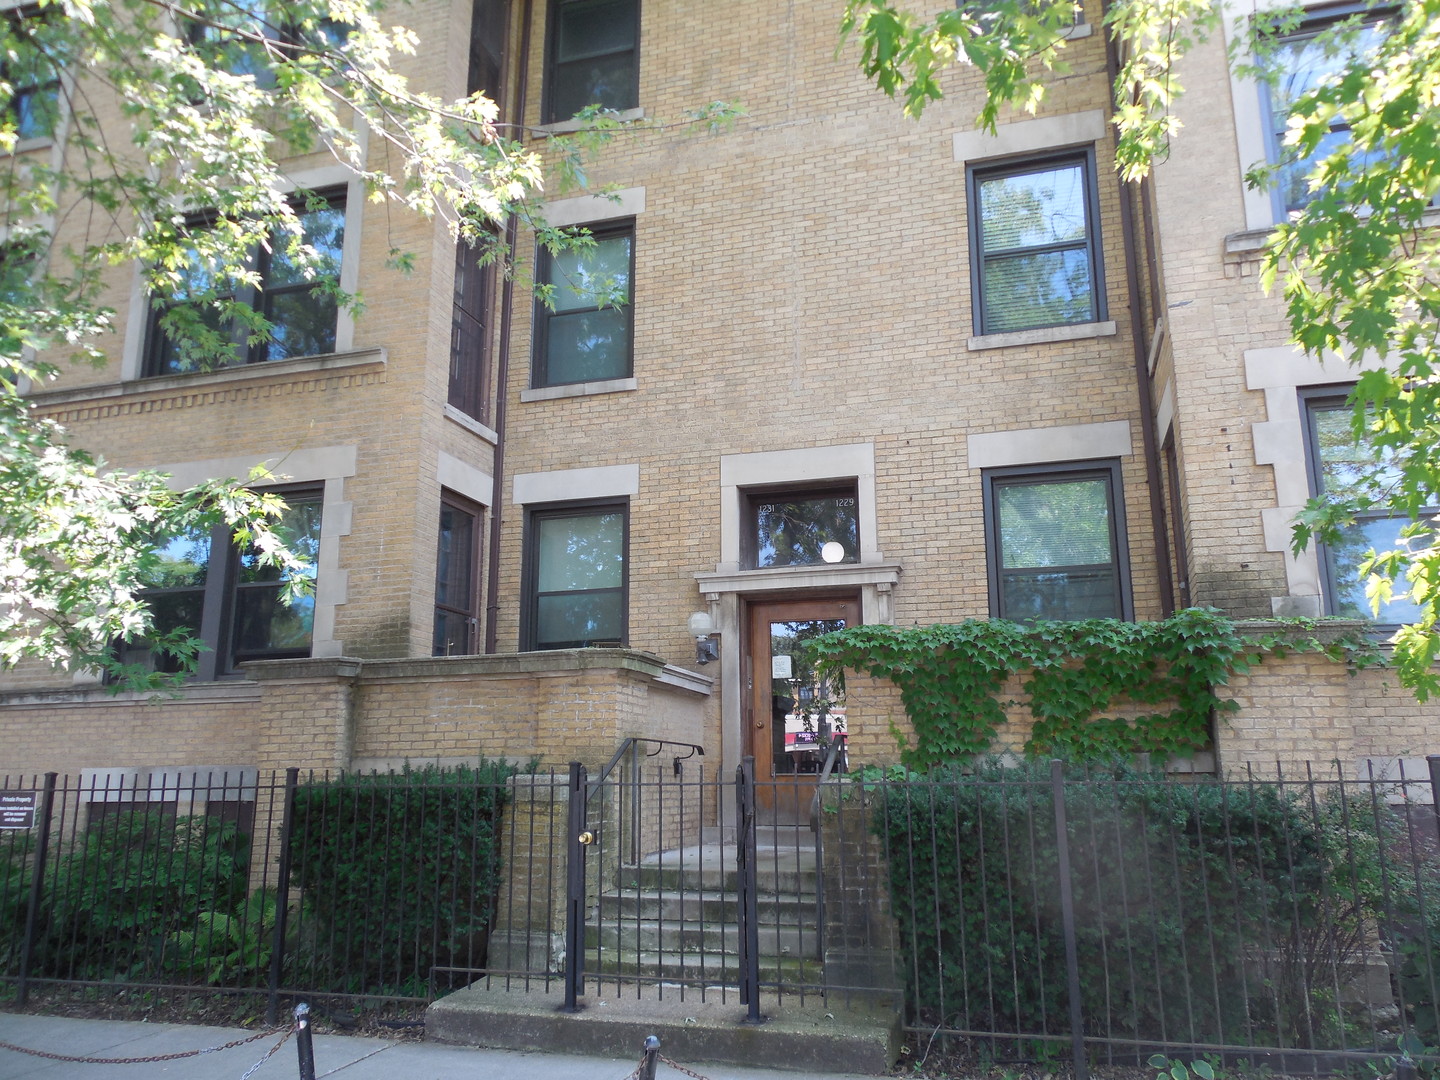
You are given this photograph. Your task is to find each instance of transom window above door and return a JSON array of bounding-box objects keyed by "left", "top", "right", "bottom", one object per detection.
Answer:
[{"left": 745, "top": 485, "right": 859, "bottom": 569}]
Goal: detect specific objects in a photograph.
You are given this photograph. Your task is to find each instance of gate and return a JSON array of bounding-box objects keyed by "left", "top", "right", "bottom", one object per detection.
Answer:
[{"left": 558, "top": 743, "right": 840, "bottom": 1018}]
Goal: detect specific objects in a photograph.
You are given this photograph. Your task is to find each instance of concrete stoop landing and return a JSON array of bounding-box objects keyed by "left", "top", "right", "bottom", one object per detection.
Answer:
[{"left": 425, "top": 982, "right": 903, "bottom": 1075}]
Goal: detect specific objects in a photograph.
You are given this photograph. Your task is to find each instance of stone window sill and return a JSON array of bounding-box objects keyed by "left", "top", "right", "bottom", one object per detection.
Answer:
[
  {"left": 531, "top": 107, "right": 645, "bottom": 136},
  {"left": 967, "top": 320, "right": 1117, "bottom": 352},
  {"left": 444, "top": 403, "right": 499, "bottom": 443},
  {"left": 25, "top": 347, "right": 387, "bottom": 407},
  {"left": 521, "top": 376, "right": 637, "bottom": 402}
]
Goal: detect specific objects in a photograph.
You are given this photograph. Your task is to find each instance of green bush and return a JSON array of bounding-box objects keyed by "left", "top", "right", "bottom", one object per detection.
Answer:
[
  {"left": 288, "top": 760, "right": 518, "bottom": 996},
  {"left": 873, "top": 760, "right": 1408, "bottom": 1050},
  {"left": 163, "top": 886, "right": 282, "bottom": 986},
  {"left": 0, "top": 830, "right": 37, "bottom": 972},
  {"left": 32, "top": 809, "right": 250, "bottom": 981}
]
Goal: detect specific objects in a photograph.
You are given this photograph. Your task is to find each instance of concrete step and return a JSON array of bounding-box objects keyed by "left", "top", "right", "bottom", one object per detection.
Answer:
[
  {"left": 627, "top": 863, "right": 816, "bottom": 894},
  {"left": 428, "top": 981, "right": 902, "bottom": 1075},
  {"left": 588, "top": 918, "right": 816, "bottom": 957},
  {"left": 584, "top": 946, "right": 824, "bottom": 984},
  {"left": 596, "top": 888, "right": 816, "bottom": 923}
]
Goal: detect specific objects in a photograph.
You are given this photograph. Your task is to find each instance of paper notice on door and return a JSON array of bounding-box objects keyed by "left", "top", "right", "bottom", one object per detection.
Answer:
[{"left": 771, "top": 655, "right": 793, "bottom": 680}]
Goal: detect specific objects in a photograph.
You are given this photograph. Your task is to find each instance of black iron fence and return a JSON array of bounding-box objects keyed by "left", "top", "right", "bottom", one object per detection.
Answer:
[
  {"left": 3, "top": 751, "right": 1438, "bottom": 1077},
  {"left": 841, "top": 758, "right": 1440, "bottom": 1074},
  {"left": 0, "top": 763, "right": 537, "bottom": 1020}
]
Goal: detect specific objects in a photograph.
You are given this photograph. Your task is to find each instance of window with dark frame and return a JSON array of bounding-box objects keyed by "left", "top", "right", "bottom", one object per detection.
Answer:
[
  {"left": 144, "top": 190, "right": 345, "bottom": 376},
  {"left": 116, "top": 487, "right": 323, "bottom": 681},
  {"left": 186, "top": 0, "right": 351, "bottom": 88},
  {"left": 544, "top": 0, "right": 638, "bottom": 124},
  {"left": 1260, "top": 3, "right": 1393, "bottom": 218},
  {"left": 984, "top": 461, "right": 1130, "bottom": 621},
  {"left": 449, "top": 236, "right": 494, "bottom": 420},
  {"left": 468, "top": 0, "right": 509, "bottom": 101},
  {"left": 522, "top": 501, "right": 627, "bottom": 650},
  {"left": 532, "top": 219, "right": 633, "bottom": 388},
  {"left": 745, "top": 484, "right": 860, "bottom": 569},
  {"left": 968, "top": 150, "right": 1104, "bottom": 336},
  {"left": 433, "top": 493, "right": 482, "bottom": 656},
  {"left": 1302, "top": 388, "right": 1430, "bottom": 624},
  {"left": 3, "top": 7, "right": 61, "bottom": 142}
]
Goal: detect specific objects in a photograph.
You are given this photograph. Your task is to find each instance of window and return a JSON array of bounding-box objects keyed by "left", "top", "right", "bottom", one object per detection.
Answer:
[
  {"left": 3, "top": 7, "right": 61, "bottom": 142},
  {"left": 1260, "top": 4, "right": 1391, "bottom": 218},
  {"left": 532, "top": 219, "right": 633, "bottom": 388},
  {"left": 984, "top": 461, "right": 1130, "bottom": 620},
  {"left": 117, "top": 488, "right": 322, "bottom": 680},
  {"left": 746, "top": 485, "right": 860, "bottom": 569},
  {"left": 1302, "top": 390, "right": 1429, "bottom": 623},
  {"left": 523, "top": 501, "right": 627, "bottom": 650},
  {"left": 544, "top": 0, "right": 638, "bottom": 123},
  {"left": 187, "top": 0, "right": 350, "bottom": 87},
  {"left": 433, "top": 493, "right": 482, "bottom": 656},
  {"left": 145, "top": 190, "right": 345, "bottom": 375},
  {"left": 449, "top": 236, "right": 495, "bottom": 420},
  {"left": 468, "top": 0, "right": 509, "bottom": 101},
  {"left": 968, "top": 151, "right": 1103, "bottom": 336}
]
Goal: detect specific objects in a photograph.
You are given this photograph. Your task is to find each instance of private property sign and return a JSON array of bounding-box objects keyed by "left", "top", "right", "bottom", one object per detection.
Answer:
[{"left": 0, "top": 790, "right": 37, "bottom": 829}]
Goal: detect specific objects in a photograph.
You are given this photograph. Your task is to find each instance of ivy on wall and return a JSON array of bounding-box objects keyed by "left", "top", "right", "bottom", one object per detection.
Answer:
[{"left": 810, "top": 609, "right": 1378, "bottom": 768}]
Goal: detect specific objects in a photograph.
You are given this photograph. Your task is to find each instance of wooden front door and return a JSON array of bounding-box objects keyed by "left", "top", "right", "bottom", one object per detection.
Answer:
[{"left": 746, "top": 597, "right": 857, "bottom": 824}]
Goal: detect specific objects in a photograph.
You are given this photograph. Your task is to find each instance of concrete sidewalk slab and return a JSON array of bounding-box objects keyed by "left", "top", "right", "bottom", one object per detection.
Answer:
[{"left": 0, "top": 1011, "right": 889, "bottom": 1080}]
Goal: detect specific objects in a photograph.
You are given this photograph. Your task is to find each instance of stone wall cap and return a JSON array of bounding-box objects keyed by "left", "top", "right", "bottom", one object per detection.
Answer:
[
  {"left": 239, "top": 656, "right": 365, "bottom": 681},
  {"left": 241, "top": 648, "right": 692, "bottom": 684}
]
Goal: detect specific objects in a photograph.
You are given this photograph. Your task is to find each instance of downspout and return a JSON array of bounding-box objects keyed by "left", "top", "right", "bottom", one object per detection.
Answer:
[
  {"left": 1101, "top": 2, "right": 1176, "bottom": 615},
  {"left": 484, "top": 0, "right": 533, "bottom": 653}
]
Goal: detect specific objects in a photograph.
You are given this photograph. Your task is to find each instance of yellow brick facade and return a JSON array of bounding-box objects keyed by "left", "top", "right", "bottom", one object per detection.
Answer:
[{"left": 1, "top": 0, "right": 1434, "bottom": 795}]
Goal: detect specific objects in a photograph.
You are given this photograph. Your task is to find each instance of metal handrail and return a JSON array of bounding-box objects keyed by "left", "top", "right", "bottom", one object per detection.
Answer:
[
  {"left": 806, "top": 734, "right": 847, "bottom": 964},
  {"left": 591, "top": 737, "right": 705, "bottom": 792},
  {"left": 807, "top": 734, "right": 846, "bottom": 832}
]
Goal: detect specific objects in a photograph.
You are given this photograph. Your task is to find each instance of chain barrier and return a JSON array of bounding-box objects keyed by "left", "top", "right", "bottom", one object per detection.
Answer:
[
  {"left": 618, "top": 1038, "right": 714, "bottom": 1080},
  {"left": 657, "top": 1054, "right": 714, "bottom": 1080},
  {"left": 239, "top": 1027, "right": 295, "bottom": 1080},
  {"left": 0, "top": 1024, "right": 283, "bottom": 1065}
]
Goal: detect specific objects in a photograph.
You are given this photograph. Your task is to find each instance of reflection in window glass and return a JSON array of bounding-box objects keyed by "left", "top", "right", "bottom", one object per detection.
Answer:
[
  {"left": 1307, "top": 397, "right": 1426, "bottom": 623},
  {"left": 119, "top": 489, "right": 322, "bottom": 679},
  {"left": 1263, "top": 10, "right": 1390, "bottom": 215},
  {"left": 972, "top": 157, "right": 1098, "bottom": 335},
  {"left": 546, "top": 0, "right": 638, "bottom": 122},
  {"left": 752, "top": 491, "right": 859, "bottom": 568},
  {"left": 537, "top": 225, "right": 632, "bottom": 387},
  {"left": 992, "top": 471, "right": 1122, "bottom": 620},
  {"left": 146, "top": 192, "right": 345, "bottom": 375},
  {"left": 530, "top": 507, "right": 626, "bottom": 649}
]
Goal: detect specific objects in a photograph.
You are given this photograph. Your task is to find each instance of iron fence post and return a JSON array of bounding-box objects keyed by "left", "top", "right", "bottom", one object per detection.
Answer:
[
  {"left": 736, "top": 756, "right": 764, "bottom": 1023},
  {"left": 1428, "top": 755, "right": 1440, "bottom": 835},
  {"left": 294, "top": 1002, "right": 316, "bottom": 1080},
  {"left": 1050, "top": 760, "right": 1089, "bottom": 1080},
  {"left": 267, "top": 767, "right": 300, "bottom": 1028},
  {"left": 16, "top": 771, "right": 57, "bottom": 1009},
  {"left": 562, "top": 761, "right": 588, "bottom": 1013}
]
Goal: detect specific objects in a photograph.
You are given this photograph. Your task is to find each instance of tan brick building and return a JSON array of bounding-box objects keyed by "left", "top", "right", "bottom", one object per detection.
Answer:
[{"left": 3, "top": 0, "right": 1434, "bottom": 797}]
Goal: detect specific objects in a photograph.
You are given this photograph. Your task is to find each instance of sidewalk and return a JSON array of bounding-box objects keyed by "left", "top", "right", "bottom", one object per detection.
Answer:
[{"left": 0, "top": 1012, "right": 888, "bottom": 1080}]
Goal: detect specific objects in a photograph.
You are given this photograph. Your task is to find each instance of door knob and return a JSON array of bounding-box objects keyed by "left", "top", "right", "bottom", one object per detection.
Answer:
[{"left": 577, "top": 831, "right": 595, "bottom": 845}]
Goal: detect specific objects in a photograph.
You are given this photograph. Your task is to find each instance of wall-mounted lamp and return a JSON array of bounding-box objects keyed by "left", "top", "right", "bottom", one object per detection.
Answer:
[{"left": 688, "top": 610, "right": 719, "bottom": 665}]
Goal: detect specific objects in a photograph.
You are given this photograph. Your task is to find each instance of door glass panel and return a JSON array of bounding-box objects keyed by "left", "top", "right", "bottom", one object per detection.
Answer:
[{"left": 765, "top": 618, "right": 846, "bottom": 778}]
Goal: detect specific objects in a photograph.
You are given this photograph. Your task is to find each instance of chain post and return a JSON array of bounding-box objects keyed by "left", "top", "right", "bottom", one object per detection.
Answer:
[
  {"left": 16, "top": 772, "right": 57, "bottom": 1009},
  {"left": 640, "top": 1035, "right": 661, "bottom": 1080},
  {"left": 293, "top": 1002, "right": 315, "bottom": 1080}
]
